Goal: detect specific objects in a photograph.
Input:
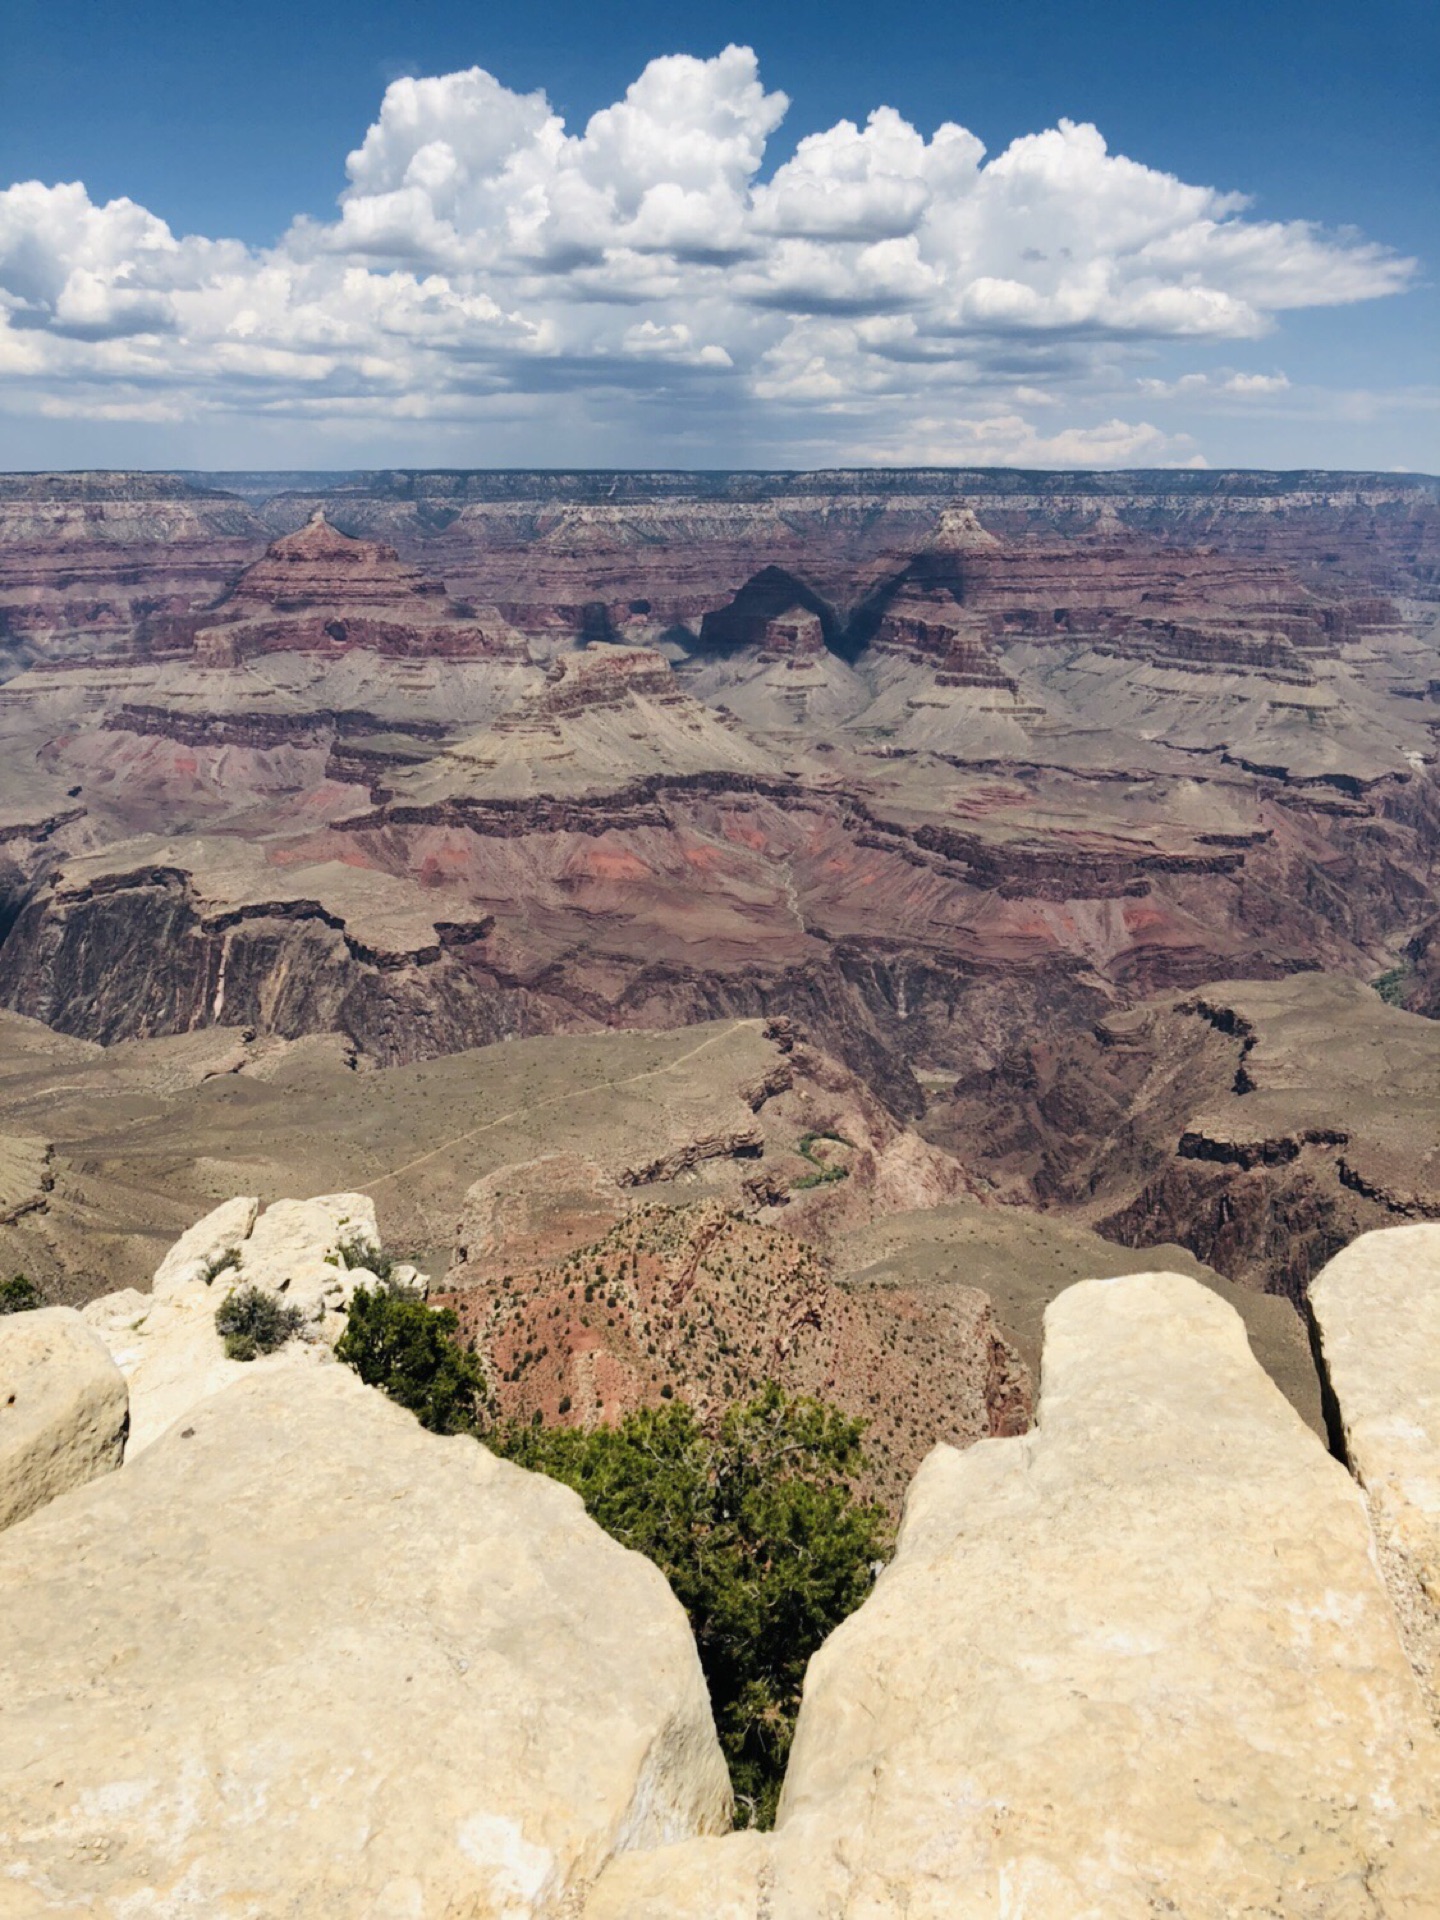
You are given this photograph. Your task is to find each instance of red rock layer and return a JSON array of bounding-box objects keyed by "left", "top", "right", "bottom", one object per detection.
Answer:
[{"left": 438, "top": 1199, "right": 1031, "bottom": 1508}]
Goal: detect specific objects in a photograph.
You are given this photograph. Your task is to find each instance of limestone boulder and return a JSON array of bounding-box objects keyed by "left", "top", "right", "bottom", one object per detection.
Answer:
[
  {"left": 1311, "top": 1224, "right": 1440, "bottom": 1594},
  {"left": 81, "top": 1275, "right": 329, "bottom": 1456},
  {"left": 1310, "top": 1223, "right": 1440, "bottom": 1701},
  {"left": 82, "top": 1191, "right": 392, "bottom": 1454},
  {"left": 0, "top": 1364, "right": 731, "bottom": 1917},
  {"left": 0, "top": 1307, "right": 128, "bottom": 1531},
  {"left": 588, "top": 1271, "right": 1440, "bottom": 1919},
  {"left": 150, "top": 1193, "right": 259, "bottom": 1300},
  {"left": 584, "top": 1833, "right": 768, "bottom": 1920},
  {"left": 233, "top": 1190, "right": 380, "bottom": 1317}
]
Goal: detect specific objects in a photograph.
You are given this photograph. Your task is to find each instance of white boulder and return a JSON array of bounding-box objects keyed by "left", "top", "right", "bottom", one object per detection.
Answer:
[
  {"left": 82, "top": 1274, "right": 329, "bottom": 1456},
  {"left": 1311, "top": 1224, "right": 1440, "bottom": 1602},
  {"left": 0, "top": 1364, "right": 731, "bottom": 1917},
  {"left": 150, "top": 1193, "right": 259, "bottom": 1301},
  {"left": 588, "top": 1271, "right": 1440, "bottom": 1918},
  {"left": 0, "top": 1306, "right": 128, "bottom": 1532},
  {"left": 82, "top": 1191, "right": 389, "bottom": 1454},
  {"left": 233, "top": 1190, "right": 380, "bottom": 1317}
]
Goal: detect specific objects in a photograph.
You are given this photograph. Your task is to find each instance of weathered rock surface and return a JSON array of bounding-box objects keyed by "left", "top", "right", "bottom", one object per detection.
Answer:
[
  {"left": 0, "top": 1307, "right": 128, "bottom": 1531},
  {"left": 586, "top": 1832, "right": 770, "bottom": 1920},
  {"left": 150, "top": 1192, "right": 259, "bottom": 1299},
  {"left": 232, "top": 1189, "right": 379, "bottom": 1314},
  {"left": 453, "top": 1152, "right": 628, "bottom": 1279},
  {"left": 0, "top": 1364, "right": 731, "bottom": 1917},
  {"left": 587, "top": 1271, "right": 1440, "bottom": 1917},
  {"left": 82, "top": 1276, "right": 330, "bottom": 1457},
  {"left": 83, "top": 1191, "right": 382, "bottom": 1452},
  {"left": 1311, "top": 1224, "right": 1440, "bottom": 1710}
]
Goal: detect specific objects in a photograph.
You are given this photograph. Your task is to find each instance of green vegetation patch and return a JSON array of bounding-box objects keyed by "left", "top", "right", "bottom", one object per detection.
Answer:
[
  {"left": 335, "top": 1271, "right": 889, "bottom": 1826},
  {"left": 1372, "top": 964, "right": 1410, "bottom": 1007},
  {"left": 337, "top": 1232, "right": 400, "bottom": 1287},
  {"left": 336, "top": 1285, "right": 487, "bottom": 1435},
  {"left": 0, "top": 1274, "right": 44, "bottom": 1315},
  {"left": 496, "top": 1385, "right": 888, "bottom": 1827},
  {"left": 792, "top": 1131, "right": 853, "bottom": 1190},
  {"left": 215, "top": 1285, "right": 305, "bottom": 1362}
]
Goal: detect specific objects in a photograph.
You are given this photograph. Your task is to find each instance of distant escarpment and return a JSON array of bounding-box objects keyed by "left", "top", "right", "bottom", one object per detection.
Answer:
[
  {"left": 4, "top": 750, "right": 1431, "bottom": 1114},
  {"left": 0, "top": 467, "right": 1434, "bottom": 1151}
]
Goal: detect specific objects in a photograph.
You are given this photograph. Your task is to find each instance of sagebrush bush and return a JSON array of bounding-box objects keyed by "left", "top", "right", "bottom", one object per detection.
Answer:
[
  {"left": 215, "top": 1285, "right": 305, "bottom": 1361},
  {"left": 0, "top": 1274, "right": 43, "bottom": 1315},
  {"left": 336, "top": 1233, "right": 402, "bottom": 1288}
]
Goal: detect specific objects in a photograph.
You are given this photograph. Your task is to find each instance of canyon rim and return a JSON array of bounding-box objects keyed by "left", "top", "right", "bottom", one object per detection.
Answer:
[{"left": 3, "top": 5, "right": 1439, "bottom": 1911}]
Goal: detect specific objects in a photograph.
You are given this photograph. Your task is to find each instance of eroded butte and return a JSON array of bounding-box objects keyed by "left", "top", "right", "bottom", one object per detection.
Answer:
[{"left": 0, "top": 465, "right": 1436, "bottom": 1319}]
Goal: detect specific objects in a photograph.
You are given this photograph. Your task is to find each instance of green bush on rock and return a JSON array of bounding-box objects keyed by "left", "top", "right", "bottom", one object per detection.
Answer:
[
  {"left": 334, "top": 1286, "right": 890, "bottom": 1827},
  {"left": 496, "top": 1384, "right": 889, "bottom": 1828},
  {"left": 215, "top": 1285, "right": 305, "bottom": 1361},
  {"left": 336, "top": 1233, "right": 400, "bottom": 1287},
  {"left": 0, "top": 1274, "right": 43, "bottom": 1315},
  {"left": 335, "top": 1285, "right": 487, "bottom": 1435}
]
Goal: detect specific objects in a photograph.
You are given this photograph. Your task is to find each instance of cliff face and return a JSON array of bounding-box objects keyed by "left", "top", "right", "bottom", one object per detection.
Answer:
[
  {"left": 927, "top": 974, "right": 1440, "bottom": 1298},
  {"left": 0, "top": 474, "right": 268, "bottom": 674},
  {"left": 0, "top": 468, "right": 1435, "bottom": 1174}
]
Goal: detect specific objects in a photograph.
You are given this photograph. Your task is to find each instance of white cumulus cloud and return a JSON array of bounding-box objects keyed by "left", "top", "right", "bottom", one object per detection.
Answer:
[{"left": 0, "top": 45, "right": 1418, "bottom": 464}]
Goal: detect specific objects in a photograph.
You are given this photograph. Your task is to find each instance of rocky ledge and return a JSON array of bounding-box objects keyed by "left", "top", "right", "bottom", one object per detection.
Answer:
[
  {"left": 590, "top": 1255, "right": 1440, "bottom": 1918},
  {"left": 4, "top": 1214, "right": 1440, "bottom": 1915}
]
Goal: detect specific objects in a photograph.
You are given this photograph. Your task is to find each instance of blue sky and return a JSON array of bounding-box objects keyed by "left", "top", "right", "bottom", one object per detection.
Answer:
[{"left": 1, "top": 0, "right": 1435, "bottom": 470}]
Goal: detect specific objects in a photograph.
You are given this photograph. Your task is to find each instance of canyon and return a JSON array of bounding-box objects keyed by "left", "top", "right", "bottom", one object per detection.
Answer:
[
  {"left": 0, "top": 467, "right": 1435, "bottom": 1295},
  {"left": 2, "top": 463, "right": 1440, "bottom": 1911}
]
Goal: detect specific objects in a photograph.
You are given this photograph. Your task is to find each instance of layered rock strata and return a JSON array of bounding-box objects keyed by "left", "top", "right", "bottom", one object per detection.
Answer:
[
  {"left": 0, "top": 469, "right": 1435, "bottom": 1220},
  {"left": 930, "top": 973, "right": 1440, "bottom": 1296},
  {"left": 179, "top": 510, "right": 529, "bottom": 667},
  {"left": 0, "top": 474, "right": 266, "bottom": 673}
]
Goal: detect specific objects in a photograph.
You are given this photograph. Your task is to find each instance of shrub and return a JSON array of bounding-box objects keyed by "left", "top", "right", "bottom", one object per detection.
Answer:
[
  {"left": 336, "top": 1286, "right": 487, "bottom": 1435},
  {"left": 200, "top": 1248, "right": 240, "bottom": 1285},
  {"left": 494, "top": 1384, "right": 890, "bottom": 1828},
  {"left": 791, "top": 1132, "right": 852, "bottom": 1191},
  {"left": 1373, "top": 964, "right": 1410, "bottom": 1007},
  {"left": 336, "top": 1233, "right": 402, "bottom": 1289},
  {"left": 0, "top": 1274, "right": 43, "bottom": 1315},
  {"left": 215, "top": 1285, "right": 305, "bottom": 1361}
]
